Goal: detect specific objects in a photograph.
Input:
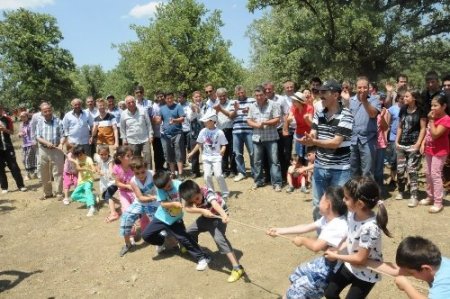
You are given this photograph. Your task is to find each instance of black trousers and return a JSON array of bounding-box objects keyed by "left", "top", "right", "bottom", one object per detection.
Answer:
[
  {"left": 222, "top": 128, "right": 237, "bottom": 175},
  {"left": 324, "top": 264, "right": 375, "bottom": 299},
  {"left": 152, "top": 137, "right": 166, "bottom": 171},
  {"left": 277, "top": 130, "right": 293, "bottom": 181},
  {"left": 0, "top": 148, "right": 25, "bottom": 190},
  {"left": 142, "top": 218, "right": 207, "bottom": 262}
]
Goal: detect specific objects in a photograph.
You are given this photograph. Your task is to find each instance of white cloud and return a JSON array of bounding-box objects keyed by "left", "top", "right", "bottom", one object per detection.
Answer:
[
  {"left": 128, "top": 1, "right": 163, "bottom": 18},
  {"left": 0, "top": 0, "right": 54, "bottom": 10}
]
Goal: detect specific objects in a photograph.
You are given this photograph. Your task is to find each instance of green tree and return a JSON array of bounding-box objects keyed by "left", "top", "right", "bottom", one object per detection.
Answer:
[
  {"left": 247, "top": 0, "right": 450, "bottom": 83},
  {"left": 0, "top": 8, "right": 76, "bottom": 110},
  {"left": 74, "top": 64, "right": 107, "bottom": 100},
  {"left": 118, "top": 0, "right": 244, "bottom": 96},
  {"left": 102, "top": 57, "right": 137, "bottom": 100}
]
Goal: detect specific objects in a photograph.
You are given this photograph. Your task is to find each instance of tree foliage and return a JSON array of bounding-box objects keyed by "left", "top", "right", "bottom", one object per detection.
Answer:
[
  {"left": 118, "top": 0, "right": 244, "bottom": 96},
  {"left": 102, "top": 57, "right": 137, "bottom": 100},
  {"left": 247, "top": 0, "right": 450, "bottom": 84},
  {"left": 0, "top": 8, "right": 76, "bottom": 110}
]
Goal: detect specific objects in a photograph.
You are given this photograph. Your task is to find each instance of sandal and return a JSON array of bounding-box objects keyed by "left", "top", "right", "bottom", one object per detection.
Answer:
[{"left": 105, "top": 213, "right": 119, "bottom": 223}]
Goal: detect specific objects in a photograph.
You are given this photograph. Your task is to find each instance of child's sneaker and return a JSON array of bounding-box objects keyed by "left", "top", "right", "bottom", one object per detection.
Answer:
[
  {"left": 86, "top": 206, "right": 96, "bottom": 217},
  {"left": 286, "top": 186, "right": 295, "bottom": 193},
  {"left": 227, "top": 267, "right": 245, "bottom": 283},
  {"left": 429, "top": 205, "right": 443, "bottom": 214},
  {"left": 119, "top": 243, "right": 134, "bottom": 257},
  {"left": 300, "top": 186, "right": 310, "bottom": 194},
  {"left": 419, "top": 198, "right": 433, "bottom": 206},
  {"left": 155, "top": 244, "right": 166, "bottom": 255},
  {"left": 196, "top": 257, "right": 211, "bottom": 271},
  {"left": 63, "top": 198, "right": 70, "bottom": 205}
]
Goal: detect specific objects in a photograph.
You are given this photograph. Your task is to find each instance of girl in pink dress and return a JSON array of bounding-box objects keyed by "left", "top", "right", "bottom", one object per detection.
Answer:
[
  {"left": 420, "top": 94, "right": 450, "bottom": 213},
  {"left": 112, "top": 146, "right": 135, "bottom": 212}
]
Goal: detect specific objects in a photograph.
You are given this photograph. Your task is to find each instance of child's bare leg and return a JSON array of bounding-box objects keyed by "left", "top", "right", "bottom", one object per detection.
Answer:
[
  {"left": 106, "top": 199, "right": 119, "bottom": 223},
  {"left": 301, "top": 176, "right": 306, "bottom": 188},
  {"left": 226, "top": 252, "right": 240, "bottom": 267}
]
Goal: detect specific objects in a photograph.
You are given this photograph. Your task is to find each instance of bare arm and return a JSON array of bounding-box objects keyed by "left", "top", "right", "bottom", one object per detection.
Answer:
[
  {"left": 325, "top": 247, "right": 370, "bottom": 266},
  {"left": 130, "top": 181, "right": 156, "bottom": 203},
  {"left": 267, "top": 222, "right": 317, "bottom": 236}
]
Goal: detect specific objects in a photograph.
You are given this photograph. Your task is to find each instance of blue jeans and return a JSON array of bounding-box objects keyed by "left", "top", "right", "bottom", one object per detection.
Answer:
[
  {"left": 233, "top": 132, "right": 254, "bottom": 176},
  {"left": 312, "top": 166, "right": 351, "bottom": 220},
  {"left": 350, "top": 140, "right": 376, "bottom": 178},
  {"left": 253, "top": 140, "right": 282, "bottom": 186}
]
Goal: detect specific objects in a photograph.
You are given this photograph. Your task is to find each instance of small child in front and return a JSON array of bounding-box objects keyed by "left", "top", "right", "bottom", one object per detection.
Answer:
[
  {"left": 69, "top": 145, "right": 97, "bottom": 217},
  {"left": 119, "top": 156, "right": 159, "bottom": 256},
  {"left": 179, "top": 180, "right": 244, "bottom": 282},
  {"left": 187, "top": 111, "right": 229, "bottom": 200},
  {"left": 267, "top": 186, "right": 348, "bottom": 298},
  {"left": 141, "top": 170, "right": 211, "bottom": 271},
  {"left": 62, "top": 143, "right": 78, "bottom": 205},
  {"left": 395, "top": 236, "right": 450, "bottom": 299}
]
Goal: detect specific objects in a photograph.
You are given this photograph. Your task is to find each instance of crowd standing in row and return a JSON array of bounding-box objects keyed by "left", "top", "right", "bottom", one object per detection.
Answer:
[{"left": 3, "top": 71, "right": 450, "bottom": 297}]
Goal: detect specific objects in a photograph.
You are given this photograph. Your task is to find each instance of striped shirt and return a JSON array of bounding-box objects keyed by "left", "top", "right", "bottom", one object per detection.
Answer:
[
  {"left": 312, "top": 106, "right": 353, "bottom": 170},
  {"left": 94, "top": 113, "right": 117, "bottom": 145},
  {"left": 36, "top": 116, "right": 64, "bottom": 147},
  {"left": 230, "top": 97, "right": 255, "bottom": 134}
]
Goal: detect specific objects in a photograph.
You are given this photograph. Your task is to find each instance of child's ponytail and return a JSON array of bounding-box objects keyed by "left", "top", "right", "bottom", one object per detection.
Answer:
[{"left": 375, "top": 201, "right": 392, "bottom": 237}]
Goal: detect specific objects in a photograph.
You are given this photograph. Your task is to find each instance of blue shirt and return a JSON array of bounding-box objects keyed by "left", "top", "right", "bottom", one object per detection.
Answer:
[
  {"left": 388, "top": 104, "right": 401, "bottom": 142},
  {"left": 349, "top": 95, "right": 380, "bottom": 145},
  {"left": 160, "top": 103, "right": 185, "bottom": 137},
  {"left": 154, "top": 180, "right": 183, "bottom": 225},
  {"left": 62, "top": 110, "right": 93, "bottom": 145},
  {"left": 429, "top": 257, "right": 450, "bottom": 299}
]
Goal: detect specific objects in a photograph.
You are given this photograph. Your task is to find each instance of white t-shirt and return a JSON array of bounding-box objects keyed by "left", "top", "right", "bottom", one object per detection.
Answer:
[
  {"left": 93, "top": 154, "right": 114, "bottom": 193},
  {"left": 196, "top": 127, "right": 228, "bottom": 159},
  {"left": 344, "top": 212, "right": 383, "bottom": 283},
  {"left": 315, "top": 215, "right": 348, "bottom": 248},
  {"left": 131, "top": 170, "right": 157, "bottom": 207}
]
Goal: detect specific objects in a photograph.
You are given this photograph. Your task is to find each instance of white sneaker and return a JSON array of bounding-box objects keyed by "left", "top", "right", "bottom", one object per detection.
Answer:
[
  {"left": 1, "top": 190, "right": 8, "bottom": 194},
  {"left": 86, "top": 206, "right": 96, "bottom": 217},
  {"left": 395, "top": 193, "right": 403, "bottom": 200},
  {"left": 233, "top": 173, "right": 245, "bottom": 182},
  {"left": 155, "top": 245, "right": 166, "bottom": 255},
  {"left": 63, "top": 198, "right": 70, "bottom": 205},
  {"left": 196, "top": 257, "right": 211, "bottom": 271},
  {"left": 20, "top": 187, "right": 27, "bottom": 192}
]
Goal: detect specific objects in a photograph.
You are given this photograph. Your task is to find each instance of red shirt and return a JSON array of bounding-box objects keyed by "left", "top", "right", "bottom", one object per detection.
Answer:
[
  {"left": 424, "top": 115, "right": 450, "bottom": 156},
  {"left": 291, "top": 104, "right": 314, "bottom": 135}
]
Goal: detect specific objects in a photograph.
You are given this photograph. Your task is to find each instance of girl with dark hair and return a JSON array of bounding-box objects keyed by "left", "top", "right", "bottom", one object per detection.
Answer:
[
  {"left": 395, "top": 90, "right": 427, "bottom": 207},
  {"left": 420, "top": 94, "right": 450, "bottom": 213},
  {"left": 324, "top": 176, "right": 391, "bottom": 299},
  {"left": 267, "top": 186, "right": 348, "bottom": 299}
]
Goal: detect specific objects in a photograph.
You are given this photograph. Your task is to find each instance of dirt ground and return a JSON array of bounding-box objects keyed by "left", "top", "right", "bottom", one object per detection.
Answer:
[{"left": 1, "top": 138, "right": 449, "bottom": 298}]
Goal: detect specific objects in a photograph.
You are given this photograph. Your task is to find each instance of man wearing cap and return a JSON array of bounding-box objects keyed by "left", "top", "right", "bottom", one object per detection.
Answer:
[
  {"left": 134, "top": 85, "right": 153, "bottom": 166},
  {"left": 342, "top": 76, "right": 380, "bottom": 179},
  {"left": 120, "top": 96, "right": 153, "bottom": 159},
  {"left": 214, "top": 87, "right": 237, "bottom": 178},
  {"left": 159, "top": 92, "right": 186, "bottom": 179},
  {"left": 247, "top": 85, "right": 282, "bottom": 191},
  {"left": 62, "top": 98, "right": 94, "bottom": 156},
  {"left": 299, "top": 79, "right": 353, "bottom": 220}
]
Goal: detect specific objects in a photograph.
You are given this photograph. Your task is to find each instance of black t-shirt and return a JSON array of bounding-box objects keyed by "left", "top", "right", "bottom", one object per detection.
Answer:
[{"left": 398, "top": 106, "right": 427, "bottom": 145}]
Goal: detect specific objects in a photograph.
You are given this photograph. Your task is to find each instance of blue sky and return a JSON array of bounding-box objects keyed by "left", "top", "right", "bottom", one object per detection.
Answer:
[{"left": 0, "top": 0, "right": 265, "bottom": 71}]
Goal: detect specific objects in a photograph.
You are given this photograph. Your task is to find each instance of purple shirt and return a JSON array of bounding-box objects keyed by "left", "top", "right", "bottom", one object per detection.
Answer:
[{"left": 20, "top": 121, "right": 33, "bottom": 147}]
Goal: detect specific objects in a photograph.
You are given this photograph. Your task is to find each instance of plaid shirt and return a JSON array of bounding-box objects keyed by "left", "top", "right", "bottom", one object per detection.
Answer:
[
  {"left": 36, "top": 116, "right": 64, "bottom": 147},
  {"left": 248, "top": 99, "right": 280, "bottom": 142}
]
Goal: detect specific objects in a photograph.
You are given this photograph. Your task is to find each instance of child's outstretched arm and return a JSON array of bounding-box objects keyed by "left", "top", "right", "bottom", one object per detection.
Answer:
[
  {"left": 324, "top": 246, "right": 370, "bottom": 266},
  {"left": 366, "top": 260, "right": 400, "bottom": 277},
  {"left": 267, "top": 222, "right": 317, "bottom": 237},
  {"left": 130, "top": 181, "right": 156, "bottom": 203},
  {"left": 395, "top": 276, "right": 427, "bottom": 299},
  {"left": 210, "top": 199, "right": 228, "bottom": 223},
  {"left": 292, "top": 236, "right": 328, "bottom": 253},
  {"left": 187, "top": 143, "right": 201, "bottom": 160},
  {"left": 184, "top": 202, "right": 215, "bottom": 218}
]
